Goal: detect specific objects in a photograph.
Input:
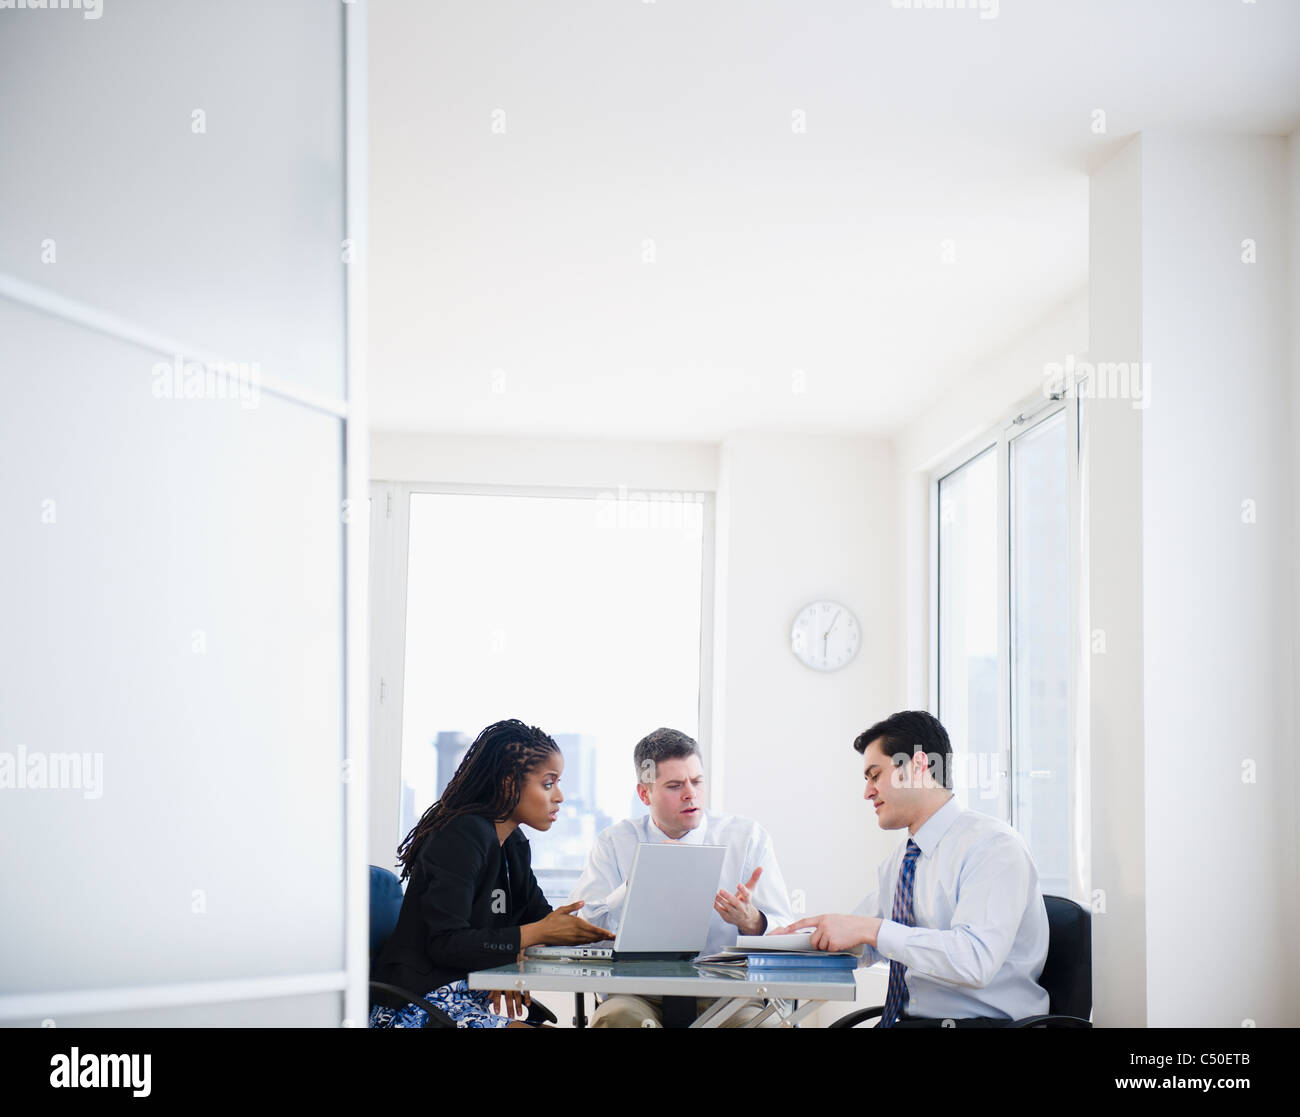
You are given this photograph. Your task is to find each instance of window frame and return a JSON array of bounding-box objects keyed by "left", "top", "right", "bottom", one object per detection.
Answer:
[
  {"left": 367, "top": 479, "right": 716, "bottom": 872},
  {"left": 928, "top": 385, "right": 1085, "bottom": 900}
]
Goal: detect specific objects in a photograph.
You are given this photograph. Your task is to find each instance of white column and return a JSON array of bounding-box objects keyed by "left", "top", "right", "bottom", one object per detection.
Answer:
[
  {"left": 1139, "top": 132, "right": 1296, "bottom": 1028},
  {"left": 1086, "top": 135, "right": 1149, "bottom": 1028},
  {"left": 1088, "top": 130, "right": 1299, "bottom": 1027}
]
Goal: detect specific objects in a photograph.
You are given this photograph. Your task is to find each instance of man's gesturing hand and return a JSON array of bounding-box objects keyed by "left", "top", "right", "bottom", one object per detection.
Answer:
[
  {"left": 769, "top": 913, "right": 881, "bottom": 953},
  {"left": 714, "top": 866, "right": 766, "bottom": 936}
]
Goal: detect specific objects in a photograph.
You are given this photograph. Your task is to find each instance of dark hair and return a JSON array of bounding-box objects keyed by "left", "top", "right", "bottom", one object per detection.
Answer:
[
  {"left": 633, "top": 727, "right": 700, "bottom": 784},
  {"left": 853, "top": 710, "right": 953, "bottom": 790},
  {"left": 396, "top": 719, "right": 560, "bottom": 881}
]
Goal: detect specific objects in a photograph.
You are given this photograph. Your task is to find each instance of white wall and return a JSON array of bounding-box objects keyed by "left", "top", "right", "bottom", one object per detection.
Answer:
[{"left": 1139, "top": 132, "right": 1298, "bottom": 1027}]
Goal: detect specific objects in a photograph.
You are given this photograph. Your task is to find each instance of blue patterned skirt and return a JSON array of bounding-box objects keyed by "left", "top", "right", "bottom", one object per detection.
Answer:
[{"left": 368, "top": 979, "right": 512, "bottom": 1029}]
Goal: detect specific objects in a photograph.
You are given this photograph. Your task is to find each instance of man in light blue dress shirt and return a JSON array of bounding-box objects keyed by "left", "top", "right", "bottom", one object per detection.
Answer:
[
  {"left": 776, "top": 710, "right": 1049, "bottom": 1025},
  {"left": 569, "top": 727, "right": 794, "bottom": 1027}
]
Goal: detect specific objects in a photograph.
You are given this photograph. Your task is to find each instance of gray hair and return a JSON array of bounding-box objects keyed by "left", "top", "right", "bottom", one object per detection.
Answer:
[{"left": 633, "top": 727, "right": 700, "bottom": 785}]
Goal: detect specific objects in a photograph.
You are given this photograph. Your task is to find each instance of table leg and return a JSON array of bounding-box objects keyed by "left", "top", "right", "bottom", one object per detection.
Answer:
[
  {"left": 775, "top": 999, "right": 822, "bottom": 1028},
  {"left": 740, "top": 1001, "right": 779, "bottom": 1028},
  {"left": 689, "top": 997, "right": 749, "bottom": 1029}
]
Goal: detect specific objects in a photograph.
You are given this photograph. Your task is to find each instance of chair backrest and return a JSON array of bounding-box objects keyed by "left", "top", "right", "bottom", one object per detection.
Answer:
[
  {"left": 1039, "top": 894, "right": 1092, "bottom": 1020},
  {"left": 369, "top": 865, "right": 405, "bottom": 967}
]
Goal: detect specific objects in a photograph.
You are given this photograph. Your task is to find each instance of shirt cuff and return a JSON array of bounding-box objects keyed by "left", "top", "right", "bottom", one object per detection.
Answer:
[
  {"left": 875, "top": 919, "right": 912, "bottom": 962},
  {"left": 601, "top": 881, "right": 628, "bottom": 918}
]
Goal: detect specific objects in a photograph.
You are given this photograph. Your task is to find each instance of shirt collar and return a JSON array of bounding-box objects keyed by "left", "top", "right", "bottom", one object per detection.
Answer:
[
  {"left": 646, "top": 810, "right": 709, "bottom": 845},
  {"left": 910, "top": 795, "right": 961, "bottom": 858}
]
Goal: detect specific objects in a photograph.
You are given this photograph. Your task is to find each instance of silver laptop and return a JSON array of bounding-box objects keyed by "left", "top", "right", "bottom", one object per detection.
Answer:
[{"left": 528, "top": 842, "right": 726, "bottom": 961}]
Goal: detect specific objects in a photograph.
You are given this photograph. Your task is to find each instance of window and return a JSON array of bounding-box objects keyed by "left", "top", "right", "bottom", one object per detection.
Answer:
[
  {"left": 371, "top": 483, "right": 712, "bottom": 904},
  {"left": 1009, "top": 411, "right": 1071, "bottom": 894},
  {"left": 933, "top": 394, "right": 1079, "bottom": 897},
  {"left": 937, "top": 445, "right": 1002, "bottom": 820}
]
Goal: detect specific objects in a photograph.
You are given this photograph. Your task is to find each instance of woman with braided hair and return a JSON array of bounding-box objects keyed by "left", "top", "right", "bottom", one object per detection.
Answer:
[{"left": 369, "top": 719, "right": 613, "bottom": 1028}]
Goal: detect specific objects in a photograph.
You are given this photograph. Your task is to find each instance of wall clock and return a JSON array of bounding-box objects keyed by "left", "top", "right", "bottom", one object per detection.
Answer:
[{"left": 791, "top": 600, "right": 860, "bottom": 672}]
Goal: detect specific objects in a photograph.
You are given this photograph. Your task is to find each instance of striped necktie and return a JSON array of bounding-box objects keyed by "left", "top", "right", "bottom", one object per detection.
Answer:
[{"left": 878, "top": 839, "right": 922, "bottom": 1029}]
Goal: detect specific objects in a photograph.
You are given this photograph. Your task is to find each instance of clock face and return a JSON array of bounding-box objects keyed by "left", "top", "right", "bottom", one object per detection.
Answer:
[{"left": 791, "top": 600, "right": 860, "bottom": 672}]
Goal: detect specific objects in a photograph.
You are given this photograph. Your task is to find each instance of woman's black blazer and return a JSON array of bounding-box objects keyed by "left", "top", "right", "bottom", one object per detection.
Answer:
[{"left": 372, "top": 813, "right": 553, "bottom": 997}]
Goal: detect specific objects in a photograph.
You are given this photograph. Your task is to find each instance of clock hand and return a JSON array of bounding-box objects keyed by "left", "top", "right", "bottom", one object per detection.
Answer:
[{"left": 823, "top": 609, "right": 841, "bottom": 638}]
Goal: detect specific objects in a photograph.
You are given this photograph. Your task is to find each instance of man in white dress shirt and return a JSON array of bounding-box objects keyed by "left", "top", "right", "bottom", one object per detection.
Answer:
[
  {"left": 569, "top": 727, "right": 794, "bottom": 1027},
  {"left": 776, "top": 710, "right": 1050, "bottom": 1026}
]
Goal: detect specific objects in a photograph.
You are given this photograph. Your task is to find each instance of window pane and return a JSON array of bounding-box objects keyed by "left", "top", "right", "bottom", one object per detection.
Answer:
[
  {"left": 937, "top": 447, "right": 1002, "bottom": 817},
  {"left": 400, "top": 491, "right": 705, "bottom": 902},
  {"left": 1010, "top": 411, "right": 1070, "bottom": 894}
]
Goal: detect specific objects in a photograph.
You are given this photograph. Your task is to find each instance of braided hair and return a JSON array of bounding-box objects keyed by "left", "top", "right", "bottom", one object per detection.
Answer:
[{"left": 396, "top": 718, "right": 560, "bottom": 881}]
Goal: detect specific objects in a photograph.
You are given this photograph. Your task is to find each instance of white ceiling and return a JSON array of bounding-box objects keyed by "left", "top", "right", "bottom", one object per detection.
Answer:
[{"left": 368, "top": 0, "right": 1300, "bottom": 441}]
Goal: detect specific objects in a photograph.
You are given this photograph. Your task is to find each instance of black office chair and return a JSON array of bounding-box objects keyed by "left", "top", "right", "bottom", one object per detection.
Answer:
[
  {"left": 828, "top": 894, "right": 1092, "bottom": 1029},
  {"left": 368, "top": 865, "right": 557, "bottom": 1028}
]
